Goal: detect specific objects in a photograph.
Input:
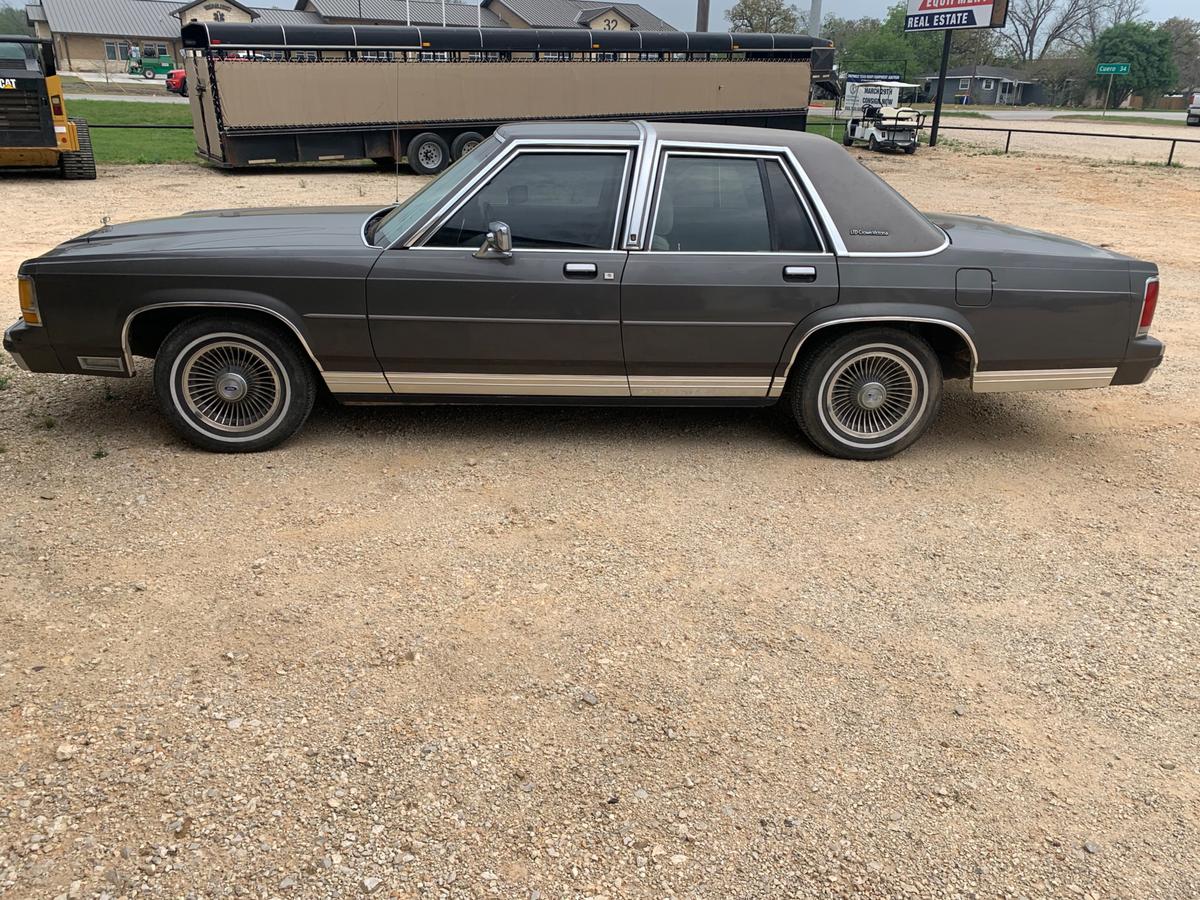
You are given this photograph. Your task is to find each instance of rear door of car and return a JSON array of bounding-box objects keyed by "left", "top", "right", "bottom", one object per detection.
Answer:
[
  {"left": 366, "top": 147, "right": 633, "bottom": 397},
  {"left": 620, "top": 149, "right": 839, "bottom": 398}
]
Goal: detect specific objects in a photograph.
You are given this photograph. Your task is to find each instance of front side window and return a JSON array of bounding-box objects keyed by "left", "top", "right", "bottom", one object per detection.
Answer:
[
  {"left": 650, "top": 155, "right": 821, "bottom": 254},
  {"left": 982, "top": 78, "right": 994, "bottom": 90},
  {"left": 958, "top": 78, "right": 970, "bottom": 90},
  {"left": 426, "top": 152, "right": 629, "bottom": 251}
]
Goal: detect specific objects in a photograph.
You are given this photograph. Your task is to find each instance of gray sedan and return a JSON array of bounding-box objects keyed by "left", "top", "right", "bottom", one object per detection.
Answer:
[{"left": 5, "top": 121, "right": 1163, "bottom": 459}]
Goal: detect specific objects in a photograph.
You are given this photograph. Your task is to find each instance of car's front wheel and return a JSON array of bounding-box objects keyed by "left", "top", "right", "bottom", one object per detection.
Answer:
[
  {"left": 154, "top": 316, "right": 315, "bottom": 452},
  {"left": 789, "top": 327, "right": 942, "bottom": 460}
]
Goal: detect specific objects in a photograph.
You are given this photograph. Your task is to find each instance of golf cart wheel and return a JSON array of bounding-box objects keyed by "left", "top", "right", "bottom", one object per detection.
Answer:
[
  {"left": 407, "top": 132, "right": 450, "bottom": 175},
  {"left": 904, "top": 144, "right": 917, "bottom": 154},
  {"left": 842, "top": 130, "right": 853, "bottom": 147},
  {"left": 143, "top": 68, "right": 156, "bottom": 79},
  {"left": 789, "top": 327, "right": 943, "bottom": 461},
  {"left": 60, "top": 119, "right": 96, "bottom": 181},
  {"left": 451, "top": 131, "right": 485, "bottom": 160},
  {"left": 868, "top": 135, "right": 879, "bottom": 152}
]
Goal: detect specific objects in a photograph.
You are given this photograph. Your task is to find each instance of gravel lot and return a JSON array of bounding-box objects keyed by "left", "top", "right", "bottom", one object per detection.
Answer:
[
  {"left": 936, "top": 118, "right": 1200, "bottom": 167},
  {"left": 1, "top": 148, "right": 1198, "bottom": 898}
]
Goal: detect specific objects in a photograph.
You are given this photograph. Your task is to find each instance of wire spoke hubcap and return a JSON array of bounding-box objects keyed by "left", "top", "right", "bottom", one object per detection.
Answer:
[
  {"left": 825, "top": 349, "right": 919, "bottom": 441},
  {"left": 181, "top": 340, "right": 282, "bottom": 433}
]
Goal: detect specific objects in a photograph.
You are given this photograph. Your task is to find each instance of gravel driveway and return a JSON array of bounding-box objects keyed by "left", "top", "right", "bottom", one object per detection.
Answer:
[{"left": 1, "top": 149, "right": 1197, "bottom": 898}]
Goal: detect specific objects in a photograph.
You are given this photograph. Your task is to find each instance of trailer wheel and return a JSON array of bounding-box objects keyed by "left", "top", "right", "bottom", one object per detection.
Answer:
[
  {"left": 60, "top": 119, "right": 97, "bottom": 181},
  {"left": 451, "top": 131, "right": 485, "bottom": 160},
  {"left": 407, "top": 133, "right": 450, "bottom": 176}
]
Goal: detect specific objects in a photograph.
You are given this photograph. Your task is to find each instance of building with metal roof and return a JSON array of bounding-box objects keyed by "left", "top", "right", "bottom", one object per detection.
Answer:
[{"left": 480, "top": 0, "right": 674, "bottom": 32}]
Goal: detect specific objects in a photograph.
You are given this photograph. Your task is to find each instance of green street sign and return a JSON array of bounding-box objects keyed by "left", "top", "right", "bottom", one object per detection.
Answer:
[{"left": 1096, "top": 63, "right": 1130, "bottom": 75}]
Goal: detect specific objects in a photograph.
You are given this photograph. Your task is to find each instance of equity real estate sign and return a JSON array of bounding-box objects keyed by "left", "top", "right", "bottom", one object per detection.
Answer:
[{"left": 905, "top": 0, "right": 1009, "bottom": 32}]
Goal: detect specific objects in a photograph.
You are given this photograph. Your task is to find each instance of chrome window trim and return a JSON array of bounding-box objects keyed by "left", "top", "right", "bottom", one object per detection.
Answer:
[
  {"left": 121, "top": 302, "right": 324, "bottom": 374},
  {"left": 770, "top": 315, "right": 979, "bottom": 398},
  {"left": 644, "top": 148, "right": 828, "bottom": 256},
  {"left": 397, "top": 138, "right": 639, "bottom": 250},
  {"left": 360, "top": 204, "right": 396, "bottom": 249},
  {"left": 414, "top": 147, "right": 634, "bottom": 253},
  {"left": 400, "top": 247, "right": 629, "bottom": 255},
  {"left": 645, "top": 139, "right": 951, "bottom": 259}
]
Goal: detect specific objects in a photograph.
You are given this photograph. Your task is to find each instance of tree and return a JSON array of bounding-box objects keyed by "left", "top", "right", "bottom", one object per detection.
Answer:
[
  {"left": 1000, "top": 0, "right": 1092, "bottom": 61},
  {"left": 1091, "top": 21, "right": 1178, "bottom": 107},
  {"left": 827, "top": 3, "right": 997, "bottom": 80},
  {"left": 724, "top": 0, "right": 804, "bottom": 33},
  {"left": 1026, "top": 55, "right": 1091, "bottom": 105},
  {"left": 0, "top": 2, "right": 34, "bottom": 36},
  {"left": 1159, "top": 17, "right": 1200, "bottom": 92}
]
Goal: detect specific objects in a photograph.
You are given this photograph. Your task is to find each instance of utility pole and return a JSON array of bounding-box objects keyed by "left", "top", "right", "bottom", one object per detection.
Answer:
[
  {"left": 695, "top": 0, "right": 709, "bottom": 32},
  {"left": 928, "top": 29, "right": 952, "bottom": 147},
  {"left": 808, "top": 0, "right": 822, "bottom": 37}
]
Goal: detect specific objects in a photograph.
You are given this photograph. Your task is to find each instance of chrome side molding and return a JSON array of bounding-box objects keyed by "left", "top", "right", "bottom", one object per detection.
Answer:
[{"left": 971, "top": 368, "right": 1117, "bottom": 393}]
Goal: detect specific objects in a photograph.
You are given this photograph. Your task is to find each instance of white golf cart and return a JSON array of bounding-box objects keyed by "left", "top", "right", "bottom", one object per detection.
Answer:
[{"left": 841, "top": 80, "right": 926, "bottom": 154}]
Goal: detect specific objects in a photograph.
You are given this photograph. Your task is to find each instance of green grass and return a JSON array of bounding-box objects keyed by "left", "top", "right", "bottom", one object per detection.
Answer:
[
  {"left": 65, "top": 98, "right": 197, "bottom": 164},
  {"left": 1052, "top": 114, "right": 1188, "bottom": 128},
  {"left": 806, "top": 121, "right": 847, "bottom": 143}
]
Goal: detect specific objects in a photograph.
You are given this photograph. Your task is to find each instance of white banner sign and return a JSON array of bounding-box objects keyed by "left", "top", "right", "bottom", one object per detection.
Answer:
[
  {"left": 844, "top": 81, "right": 902, "bottom": 113},
  {"left": 905, "top": 0, "right": 1008, "bottom": 32}
]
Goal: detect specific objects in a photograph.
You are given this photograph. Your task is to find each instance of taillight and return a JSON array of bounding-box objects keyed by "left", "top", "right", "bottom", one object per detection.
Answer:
[
  {"left": 1137, "top": 276, "right": 1159, "bottom": 337},
  {"left": 50, "top": 95, "right": 64, "bottom": 117}
]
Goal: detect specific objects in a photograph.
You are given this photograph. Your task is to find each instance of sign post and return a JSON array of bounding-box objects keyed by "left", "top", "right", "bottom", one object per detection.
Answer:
[
  {"left": 904, "top": 0, "right": 1008, "bottom": 148},
  {"left": 1095, "top": 62, "right": 1130, "bottom": 117}
]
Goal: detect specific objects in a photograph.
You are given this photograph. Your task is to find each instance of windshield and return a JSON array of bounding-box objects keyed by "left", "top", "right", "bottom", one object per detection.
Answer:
[
  {"left": 371, "top": 136, "right": 502, "bottom": 248},
  {"left": 0, "top": 42, "right": 37, "bottom": 69}
]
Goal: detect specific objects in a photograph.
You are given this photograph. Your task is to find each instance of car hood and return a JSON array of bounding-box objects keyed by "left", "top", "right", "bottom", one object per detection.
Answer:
[
  {"left": 41, "top": 205, "right": 386, "bottom": 259},
  {"left": 927, "top": 212, "right": 1134, "bottom": 261}
]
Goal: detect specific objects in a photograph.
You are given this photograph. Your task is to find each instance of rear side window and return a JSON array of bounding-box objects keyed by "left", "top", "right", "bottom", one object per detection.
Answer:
[
  {"left": 426, "top": 151, "right": 629, "bottom": 251},
  {"left": 651, "top": 155, "right": 822, "bottom": 253}
]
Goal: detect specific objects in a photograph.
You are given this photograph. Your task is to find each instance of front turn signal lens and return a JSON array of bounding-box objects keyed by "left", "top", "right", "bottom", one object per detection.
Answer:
[{"left": 18, "top": 275, "right": 41, "bottom": 326}]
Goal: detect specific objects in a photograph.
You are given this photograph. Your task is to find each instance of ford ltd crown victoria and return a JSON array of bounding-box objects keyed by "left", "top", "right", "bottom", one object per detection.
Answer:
[{"left": 5, "top": 121, "right": 1164, "bottom": 459}]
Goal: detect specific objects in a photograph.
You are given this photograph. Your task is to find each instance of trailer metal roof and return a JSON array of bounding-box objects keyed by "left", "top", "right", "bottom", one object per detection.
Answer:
[{"left": 181, "top": 20, "right": 832, "bottom": 53}]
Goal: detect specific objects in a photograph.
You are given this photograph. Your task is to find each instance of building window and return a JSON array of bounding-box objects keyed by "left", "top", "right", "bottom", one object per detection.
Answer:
[
  {"left": 981, "top": 78, "right": 995, "bottom": 91},
  {"left": 104, "top": 40, "right": 131, "bottom": 61},
  {"left": 958, "top": 78, "right": 970, "bottom": 90},
  {"left": 142, "top": 42, "right": 168, "bottom": 58}
]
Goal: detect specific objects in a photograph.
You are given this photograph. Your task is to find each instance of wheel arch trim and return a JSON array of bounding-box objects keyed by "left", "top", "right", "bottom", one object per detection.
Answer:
[
  {"left": 121, "top": 301, "right": 324, "bottom": 374},
  {"left": 769, "top": 313, "right": 979, "bottom": 398}
]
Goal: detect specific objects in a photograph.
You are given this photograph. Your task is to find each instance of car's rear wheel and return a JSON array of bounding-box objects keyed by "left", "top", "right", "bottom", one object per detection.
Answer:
[
  {"left": 789, "top": 327, "right": 942, "bottom": 460},
  {"left": 154, "top": 316, "right": 315, "bottom": 453},
  {"left": 407, "top": 132, "right": 450, "bottom": 175}
]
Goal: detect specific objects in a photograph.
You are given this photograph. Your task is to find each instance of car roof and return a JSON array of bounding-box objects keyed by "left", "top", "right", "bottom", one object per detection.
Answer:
[{"left": 495, "top": 119, "right": 947, "bottom": 255}]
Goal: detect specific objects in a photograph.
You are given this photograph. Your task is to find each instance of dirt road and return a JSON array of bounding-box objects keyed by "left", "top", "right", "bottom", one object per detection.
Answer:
[{"left": 1, "top": 150, "right": 1198, "bottom": 898}]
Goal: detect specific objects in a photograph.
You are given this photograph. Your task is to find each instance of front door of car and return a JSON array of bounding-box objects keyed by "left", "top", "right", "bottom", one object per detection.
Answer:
[
  {"left": 620, "top": 152, "right": 839, "bottom": 397},
  {"left": 366, "top": 149, "right": 632, "bottom": 396}
]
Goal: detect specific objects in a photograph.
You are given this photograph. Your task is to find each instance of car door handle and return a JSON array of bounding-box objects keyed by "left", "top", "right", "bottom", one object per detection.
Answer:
[
  {"left": 783, "top": 265, "right": 817, "bottom": 283},
  {"left": 564, "top": 262, "right": 598, "bottom": 278}
]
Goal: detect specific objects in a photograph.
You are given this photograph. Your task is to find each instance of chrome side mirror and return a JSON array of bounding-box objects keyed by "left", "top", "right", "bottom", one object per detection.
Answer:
[{"left": 474, "top": 221, "right": 512, "bottom": 259}]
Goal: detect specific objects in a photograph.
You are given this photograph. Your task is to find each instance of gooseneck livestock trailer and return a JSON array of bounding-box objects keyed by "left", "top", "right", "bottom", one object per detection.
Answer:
[{"left": 179, "top": 22, "right": 834, "bottom": 170}]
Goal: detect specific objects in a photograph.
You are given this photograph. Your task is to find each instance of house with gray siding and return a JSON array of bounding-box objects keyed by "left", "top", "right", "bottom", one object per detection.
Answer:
[{"left": 922, "top": 64, "right": 1046, "bottom": 106}]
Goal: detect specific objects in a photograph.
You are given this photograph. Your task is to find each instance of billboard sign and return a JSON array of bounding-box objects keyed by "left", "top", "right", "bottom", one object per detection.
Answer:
[
  {"left": 843, "top": 74, "right": 904, "bottom": 113},
  {"left": 905, "top": 0, "right": 1009, "bottom": 32}
]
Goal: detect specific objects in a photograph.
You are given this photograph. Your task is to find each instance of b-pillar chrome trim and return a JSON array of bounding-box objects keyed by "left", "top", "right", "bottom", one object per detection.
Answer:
[{"left": 971, "top": 368, "right": 1117, "bottom": 392}]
